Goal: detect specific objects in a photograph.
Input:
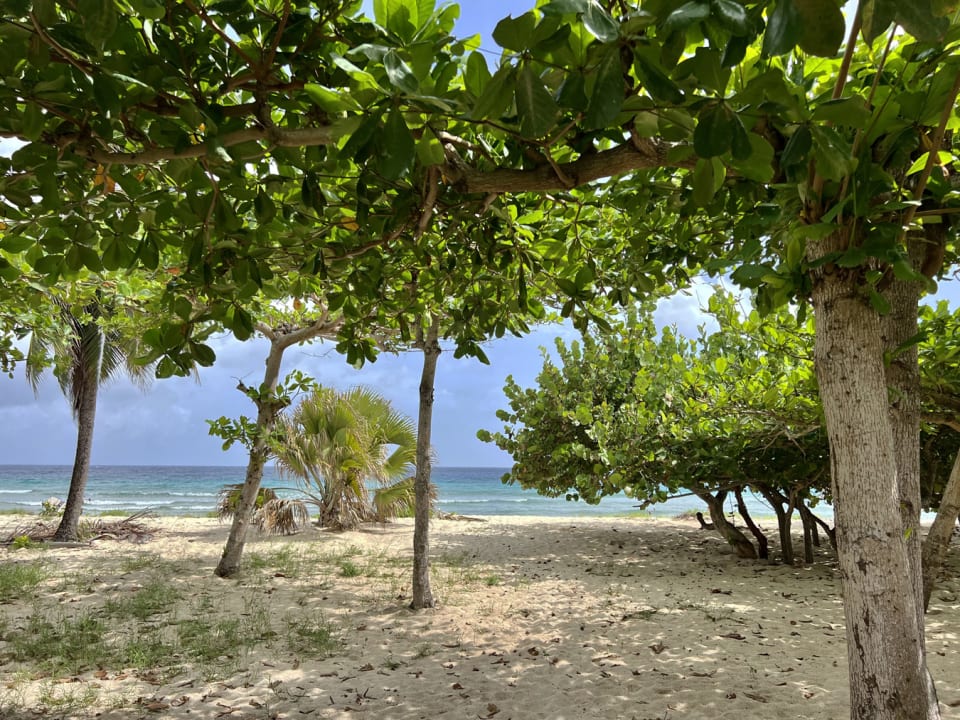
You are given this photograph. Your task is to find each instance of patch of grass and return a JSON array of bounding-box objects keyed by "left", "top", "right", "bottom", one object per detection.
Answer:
[
  {"left": 96, "top": 509, "right": 132, "bottom": 517},
  {"left": 10, "top": 610, "right": 110, "bottom": 675},
  {"left": 285, "top": 612, "right": 341, "bottom": 657},
  {"left": 10, "top": 534, "right": 39, "bottom": 550},
  {"left": 484, "top": 575, "right": 501, "bottom": 587},
  {"left": 245, "top": 545, "right": 303, "bottom": 577},
  {"left": 0, "top": 561, "right": 46, "bottom": 599},
  {"left": 413, "top": 643, "right": 434, "bottom": 659},
  {"left": 118, "top": 553, "right": 161, "bottom": 573},
  {"left": 103, "top": 578, "right": 180, "bottom": 621},
  {"left": 0, "top": 508, "right": 32, "bottom": 516},
  {"left": 36, "top": 679, "right": 99, "bottom": 713},
  {"left": 338, "top": 560, "right": 361, "bottom": 577}
]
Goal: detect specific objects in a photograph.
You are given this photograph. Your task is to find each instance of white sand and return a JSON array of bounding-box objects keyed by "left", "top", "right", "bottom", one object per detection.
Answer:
[{"left": 1, "top": 515, "right": 958, "bottom": 719}]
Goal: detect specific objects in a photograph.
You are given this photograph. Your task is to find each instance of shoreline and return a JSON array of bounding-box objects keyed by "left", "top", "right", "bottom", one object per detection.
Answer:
[{"left": 1, "top": 516, "right": 957, "bottom": 719}]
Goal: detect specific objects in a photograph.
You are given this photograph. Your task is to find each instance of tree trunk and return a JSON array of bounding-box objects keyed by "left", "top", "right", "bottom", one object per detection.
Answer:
[
  {"left": 812, "top": 269, "right": 939, "bottom": 719},
  {"left": 759, "top": 487, "right": 794, "bottom": 565},
  {"left": 798, "top": 502, "right": 815, "bottom": 564},
  {"left": 216, "top": 339, "right": 289, "bottom": 578},
  {"left": 53, "top": 362, "right": 99, "bottom": 542},
  {"left": 411, "top": 320, "right": 440, "bottom": 610},
  {"left": 922, "top": 447, "right": 960, "bottom": 610},
  {"left": 735, "top": 487, "right": 768, "bottom": 560},
  {"left": 698, "top": 491, "right": 756, "bottom": 559},
  {"left": 880, "top": 238, "right": 927, "bottom": 632}
]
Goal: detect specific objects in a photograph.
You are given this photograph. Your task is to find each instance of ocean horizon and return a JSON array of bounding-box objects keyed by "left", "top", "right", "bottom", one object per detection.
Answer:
[{"left": 0, "top": 464, "right": 816, "bottom": 521}]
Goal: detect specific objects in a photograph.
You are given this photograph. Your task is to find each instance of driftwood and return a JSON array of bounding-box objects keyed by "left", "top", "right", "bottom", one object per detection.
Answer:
[{"left": 2, "top": 510, "right": 156, "bottom": 545}]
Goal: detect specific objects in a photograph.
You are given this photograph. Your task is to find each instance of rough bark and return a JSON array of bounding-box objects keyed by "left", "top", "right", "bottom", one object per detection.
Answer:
[
  {"left": 880, "top": 237, "right": 927, "bottom": 632},
  {"left": 798, "top": 503, "right": 815, "bottom": 564},
  {"left": 53, "top": 362, "right": 99, "bottom": 542},
  {"left": 759, "top": 487, "right": 794, "bottom": 565},
  {"left": 735, "top": 487, "right": 768, "bottom": 560},
  {"left": 922, "top": 448, "right": 960, "bottom": 610},
  {"left": 811, "top": 266, "right": 939, "bottom": 719},
  {"left": 698, "top": 491, "right": 757, "bottom": 559},
  {"left": 798, "top": 503, "right": 817, "bottom": 564},
  {"left": 216, "top": 317, "right": 340, "bottom": 578},
  {"left": 411, "top": 320, "right": 441, "bottom": 610}
]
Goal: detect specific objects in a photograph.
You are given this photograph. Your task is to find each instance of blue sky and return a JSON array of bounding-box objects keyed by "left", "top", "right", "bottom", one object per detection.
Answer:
[{"left": 1, "top": 2, "right": 958, "bottom": 468}]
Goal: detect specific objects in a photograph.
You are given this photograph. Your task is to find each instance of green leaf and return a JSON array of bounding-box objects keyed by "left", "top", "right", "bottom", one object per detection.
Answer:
[
  {"left": 472, "top": 65, "right": 516, "bottom": 121},
  {"left": 781, "top": 125, "right": 812, "bottom": 168},
  {"left": 712, "top": 0, "right": 751, "bottom": 35},
  {"left": 730, "top": 114, "right": 752, "bottom": 160},
  {"left": 811, "top": 125, "right": 856, "bottom": 180},
  {"left": 694, "top": 103, "right": 734, "bottom": 157},
  {"left": 304, "top": 84, "right": 360, "bottom": 113},
  {"left": 190, "top": 342, "right": 216, "bottom": 366},
  {"left": 416, "top": 128, "right": 446, "bottom": 165},
  {"left": 21, "top": 104, "right": 44, "bottom": 141},
  {"left": 384, "top": 50, "right": 419, "bottom": 94},
  {"left": 584, "top": 47, "right": 624, "bottom": 129},
  {"left": 692, "top": 157, "right": 717, "bottom": 206},
  {"left": 464, "top": 51, "right": 491, "bottom": 97},
  {"left": 633, "top": 54, "right": 684, "bottom": 104},
  {"left": 762, "top": 0, "right": 802, "bottom": 56},
  {"left": 663, "top": 1, "right": 711, "bottom": 36},
  {"left": 515, "top": 64, "right": 559, "bottom": 138},
  {"left": 541, "top": 0, "right": 590, "bottom": 13},
  {"left": 811, "top": 97, "right": 872, "bottom": 128},
  {"left": 78, "top": 0, "right": 117, "bottom": 51},
  {"left": 896, "top": 1, "right": 949, "bottom": 41},
  {"left": 861, "top": 0, "right": 897, "bottom": 42},
  {"left": 729, "top": 134, "right": 775, "bottom": 181},
  {"left": 377, "top": 109, "right": 416, "bottom": 179},
  {"left": 128, "top": 0, "right": 166, "bottom": 20},
  {"left": 583, "top": 1, "right": 619, "bottom": 42},
  {"left": 493, "top": 13, "right": 538, "bottom": 51},
  {"left": 795, "top": 0, "right": 845, "bottom": 57},
  {"left": 869, "top": 289, "right": 891, "bottom": 314}
]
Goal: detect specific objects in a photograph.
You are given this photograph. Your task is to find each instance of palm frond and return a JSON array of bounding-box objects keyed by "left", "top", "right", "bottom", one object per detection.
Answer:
[
  {"left": 254, "top": 498, "right": 310, "bottom": 535},
  {"left": 372, "top": 476, "right": 436, "bottom": 522}
]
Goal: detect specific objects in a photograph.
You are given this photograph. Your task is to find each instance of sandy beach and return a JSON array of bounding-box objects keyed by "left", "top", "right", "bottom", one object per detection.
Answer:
[{"left": 1, "top": 515, "right": 958, "bottom": 719}]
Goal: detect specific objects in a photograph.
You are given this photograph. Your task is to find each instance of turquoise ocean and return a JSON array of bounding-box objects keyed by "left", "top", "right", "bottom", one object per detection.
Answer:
[{"left": 0, "top": 465, "right": 766, "bottom": 519}]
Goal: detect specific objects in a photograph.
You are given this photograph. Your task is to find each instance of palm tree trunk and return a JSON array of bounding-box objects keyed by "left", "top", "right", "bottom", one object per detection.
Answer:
[
  {"left": 53, "top": 363, "right": 99, "bottom": 542},
  {"left": 411, "top": 320, "right": 440, "bottom": 610}
]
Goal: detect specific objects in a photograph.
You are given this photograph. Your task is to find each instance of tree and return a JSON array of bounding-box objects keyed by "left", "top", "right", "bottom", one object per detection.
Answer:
[
  {"left": 209, "top": 309, "right": 342, "bottom": 578},
  {"left": 25, "top": 292, "right": 154, "bottom": 541},
  {"left": 480, "top": 291, "right": 830, "bottom": 560},
  {"left": 274, "top": 385, "right": 418, "bottom": 530}
]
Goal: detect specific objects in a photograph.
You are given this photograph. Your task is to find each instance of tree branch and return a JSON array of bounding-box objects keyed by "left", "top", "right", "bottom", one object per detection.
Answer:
[
  {"left": 440, "top": 139, "right": 689, "bottom": 195},
  {"left": 63, "top": 125, "right": 341, "bottom": 165}
]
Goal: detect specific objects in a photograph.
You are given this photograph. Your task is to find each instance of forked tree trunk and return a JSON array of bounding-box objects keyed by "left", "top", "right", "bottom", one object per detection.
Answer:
[
  {"left": 798, "top": 503, "right": 816, "bottom": 564},
  {"left": 759, "top": 487, "right": 794, "bottom": 565},
  {"left": 698, "top": 491, "right": 756, "bottom": 559},
  {"left": 216, "top": 318, "right": 338, "bottom": 578},
  {"left": 812, "top": 269, "right": 939, "bottom": 719},
  {"left": 735, "top": 487, "right": 768, "bottom": 560},
  {"left": 53, "top": 362, "right": 99, "bottom": 542},
  {"left": 411, "top": 320, "right": 440, "bottom": 610},
  {"left": 215, "top": 341, "right": 288, "bottom": 578},
  {"left": 922, "top": 448, "right": 960, "bottom": 610}
]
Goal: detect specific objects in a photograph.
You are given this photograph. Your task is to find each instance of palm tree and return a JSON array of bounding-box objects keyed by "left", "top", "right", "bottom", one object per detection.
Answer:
[
  {"left": 274, "top": 386, "right": 421, "bottom": 530},
  {"left": 26, "top": 295, "right": 153, "bottom": 541}
]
